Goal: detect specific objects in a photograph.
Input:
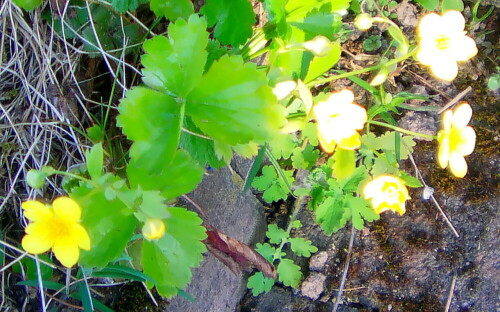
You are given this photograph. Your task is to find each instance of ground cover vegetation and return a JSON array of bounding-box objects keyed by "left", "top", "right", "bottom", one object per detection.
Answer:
[{"left": 0, "top": 0, "right": 496, "bottom": 310}]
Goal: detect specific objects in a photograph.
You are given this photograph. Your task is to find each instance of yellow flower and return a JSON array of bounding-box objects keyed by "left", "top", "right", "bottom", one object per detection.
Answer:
[
  {"left": 21, "top": 197, "right": 90, "bottom": 268},
  {"left": 363, "top": 175, "right": 410, "bottom": 215},
  {"left": 416, "top": 10, "right": 477, "bottom": 81},
  {"left": 313, "top": 89, "right": 367, "bottom": 153},
  {"left": 437, "top": 103, "right": 476, "bottom": 178},
  {"left": 142, "top": 218, "right": 166, "bottom": 240}
]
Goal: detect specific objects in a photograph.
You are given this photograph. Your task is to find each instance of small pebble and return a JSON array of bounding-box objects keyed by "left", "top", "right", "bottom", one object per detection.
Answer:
[{"left": 300, "top": 273, "right": 327, "bottom": 300}]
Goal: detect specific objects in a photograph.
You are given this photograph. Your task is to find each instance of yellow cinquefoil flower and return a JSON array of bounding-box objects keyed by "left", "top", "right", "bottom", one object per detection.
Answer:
[
  {"left": 437, "top": 103, "right": 476, "bottom": 178},
  {"left": 142, "top": 218, "right": 166, "bottom": 240},
  {"left": 21, "top": 197, "right": 90, "bottom": 268},
  {"left": 363, "top": 175, "right": 410, "bottom": 215},
  {"left": 313, "top": 89, "right": 367, "bottom": 153},
  {"left": 416, "top": 10, "right": 477, "bottom": 81}
]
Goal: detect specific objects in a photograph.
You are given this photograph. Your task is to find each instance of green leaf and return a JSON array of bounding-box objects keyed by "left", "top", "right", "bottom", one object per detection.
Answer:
[
  {"left": 255, "top": 243, "right": 277, "bottom": 262},
  {"left": 291, "top": 145, "right": 319, "bottom": 170},
  {"left": 186, "top": 55, "right": 286, "bottom": 145},
  {"left": 92, "top": 265, "right": 155, "bottom": 284},
  {"left": 111, "top": 0, "right": 147, "bottom": 13},
  {"left": 288, "top": 237, "right": 317, "bottom": 257},
  {"left": 150, "top": 0, "right": 194, "bottom": 21},
  {"left": 252, "top": 166, "right": 294, "bottom": 203},
  {"left": 315, "top": 196, "right": 350, "bottom": 235},
  {"left": 269, "top": 133, "right": 297, "bottom": 159},
  {"left": 127, "top": 149, "right": 204, "bottom": 200},
  {"left": 414, "top": 0, "right": 438, "bottom": 10},
  {"left": 86, "top": 125, "right": 104, "bottom": 143},
  {"left": 86, "top": 143, "right": 103, "bottom": 181},
  {"left": 441, "top": 0, "right": 464, "bottom": 11},
  {"left": 17, "top": 280, "right": 64, "bottom": 291},
  {"left": 141, "top": 15, "right": 208, "bottom": 96},
  {"left": 399, "top": 172, "right": 423, "bottom": 188},
  {"left": 13, "top": 254, "right": 53, "bottom": 281},
  {"left": 302, "top": 122, "right": 318, "bottom": 146},
  {"left": 117, "top": 87, "right": 181, "bottom": 173},
  {"left": 263, "top": 0, "right": 288, "bottom": 37},
  {"left": 243, "top": 146, "right": 267, "bottom": 193},
  {"left": 286, "top": 0, "right": 352, "bottom": 15},
  {"left": 332, "top": 148, "right": 355, "bottom": 181},
  {"left": 277, "top": 259, "right": 302, "bottom": 288},
  {"left": 180, "top": 117, "right": 227, "bottom": 168},
  {"left": 387, "top": 24, "right": 409, "bottom": 54},
  {"left": 138, "top": 191, "right": 170, "bottom": 220},
  {"left": 201, "top": 0, "right": 256, "bottom": 46},
  {"left": 247, "top": 272, "right": 275, "bottom": 296},
  {"left": 142, "top": 207, "right": 206, "bottom": 298},
  {"left": 77, "top": 281, "right": 93, "bottom": 312},
  {"left": 346, "top": 195, "right": 379, "bottom": 230},
  {"left": 266, "top": 224, "right": 288, "bottom": 244},
  {"left": 290, "top": 10, "right": 342, "bottom": 40},
  {"left": 304, "top": 41, "right": 341, "bottom": 83},
  {"left": 12, "top": 0, "right": 42, "bottom": 11},
  {"left": 72, "top": 184, "right": 137, "bottom": 268}
]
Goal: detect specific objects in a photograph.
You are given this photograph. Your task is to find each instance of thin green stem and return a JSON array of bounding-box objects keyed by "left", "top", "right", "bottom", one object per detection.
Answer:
[
  {"left": 367, "top": 120, "right": 436, "bottom": 140},
  {"left": 307, "top": 47, "right": 418, "bottom": 88},
  {"left": 51, "top": 170, "right": 98, "bottom": 187}
]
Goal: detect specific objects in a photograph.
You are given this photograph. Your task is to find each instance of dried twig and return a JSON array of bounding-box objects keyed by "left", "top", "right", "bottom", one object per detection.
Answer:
[{"left": 332, "top": 224, "right": 356, "bottom": 312}]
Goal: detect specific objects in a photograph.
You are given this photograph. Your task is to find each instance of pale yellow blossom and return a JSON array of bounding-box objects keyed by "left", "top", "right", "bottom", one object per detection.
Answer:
[
  {"left": 22, "top": 197, "right": 90, "bottom": 268},
  {"left": 437, "top": 103, "right": 476, "bottom": 178},
  {"left": 416, "top": 10, "right": 477, "bottom": 81},
  {"left": 363, "top": 175, "right": 410, "bottom": 215},
  {"left": 142, "top": 218, "right": 166, "bottom": 240},
  {"left": 313, "top": 89, "right": 367, "bottom": 153}
]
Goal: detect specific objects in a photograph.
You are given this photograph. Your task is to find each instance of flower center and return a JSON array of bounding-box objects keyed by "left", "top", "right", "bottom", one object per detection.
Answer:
[
  {"left": 449, "top": 127, "right": 465, "bottom": 152},
  {"left": 435, "top": 35, "right": 450, "bottom": 50},
  {"left": 49, "top": 216, "right": 71, "bottom": 238}
]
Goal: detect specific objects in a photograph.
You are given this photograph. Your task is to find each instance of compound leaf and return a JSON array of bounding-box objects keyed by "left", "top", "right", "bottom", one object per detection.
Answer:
[
  {"left": 142, "top": 207, "right": 206, "bottom": 298},
  {"left": 117, "top": 87, "right": 181, "bottom": 173},
  {"left": 256, "top": 243, "right": 277, "bottom": 262},
  {"left": 186, "top": 55, "right": 286, "bottom": 145},
  {"left": 346, "top": 195, "right": 379, "bottom": 230},
  {"left": 315, "top": 196, "right": 349, "bottom": 235},
  {"left": 142, "top": 15, "right": 208, "bottom": 97},
  {"left": 72, "top": 183, "right": 136, "bottom": 268}
]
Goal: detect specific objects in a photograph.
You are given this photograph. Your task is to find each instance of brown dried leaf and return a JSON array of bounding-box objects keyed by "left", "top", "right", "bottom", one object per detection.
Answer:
[{"left": 203, "top": 225, "right": 276, "bottom": 279}]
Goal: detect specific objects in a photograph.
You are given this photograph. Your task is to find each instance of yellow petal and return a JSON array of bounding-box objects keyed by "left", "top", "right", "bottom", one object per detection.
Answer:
[
  {"left": 22, "top": 201, "right": 53, "bottom": 222},
  {"left": 338, "top": 133, "right": 361, "bottom": 150},
  {"left": 451, "top": 103, "right": 472, "bottom": 128},
  {"left": 449, "top": 153, "right": 468, "bottom": 178},
  {"left": 430, "top": 59, "right": 458, "bottom": 81},
  {"left": 437, "top": 130, "right": 450, "bottom": 169},
  {"left": 70, "top": 223, "right": 91, "bottom": 250},
  {"left": 451, "top": 35, "right": 477, "bottom": 62},
  {"left": 318, "top": 133, "right": 335, "bottom": 153},
  {"left": 441, "top": 10, "right": 465, "bottom": 33},
  {"left": 456, "top": 126, "right": 476, "bottom": 156},
  {"left": 53, "top": 197, "right": 81, "bottom": 222},
  {"left": 53, "top": 238, "right": 80, "bottom": 268},
  {"left": 418, "top": 13, "right": 441, "bottom": 38},
  {"left": 440, "top": 110, "right": 452, "bottom": 131},
  {"left": 22, "top": 233, "right": 53, "bottom": 254},
  {"left": 142, "top": 219, "right": 166, "bottom": 241}
]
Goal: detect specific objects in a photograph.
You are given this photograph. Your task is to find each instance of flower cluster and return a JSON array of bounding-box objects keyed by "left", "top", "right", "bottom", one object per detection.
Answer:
[
  {"left": 313, "top": 89, "right": 367, "bottom": 153},
  {"left": 437, "top": 103, "right": 476, "bottom": 178},
  {"left": 21, "top": 197, "right": 90, "bottom": 268},
  {"left": 363, "top": 175, "right": 410, "bottom": 215},
  {"left": 416, "top": 10, "right": 477, "bottom": 82}
]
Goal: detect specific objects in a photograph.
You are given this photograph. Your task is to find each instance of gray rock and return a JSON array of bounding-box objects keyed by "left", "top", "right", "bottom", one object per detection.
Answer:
[
  {"left": 168, "top": 164, "right": 266, "bottom": 312},
  {"left": 301, "top": 273, "right": 327, "bottom": 300},
  {"left": 309, "top": 251, "right": 329, "bottom": 272}
]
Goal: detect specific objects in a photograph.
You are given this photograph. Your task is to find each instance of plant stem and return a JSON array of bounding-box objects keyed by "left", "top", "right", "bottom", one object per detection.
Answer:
[
  {"left": 307, "top": 48, "right": 418, "bottom": 88},
  {"left": 367, "top": 120, "right": 436, "bottom": 140}
]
